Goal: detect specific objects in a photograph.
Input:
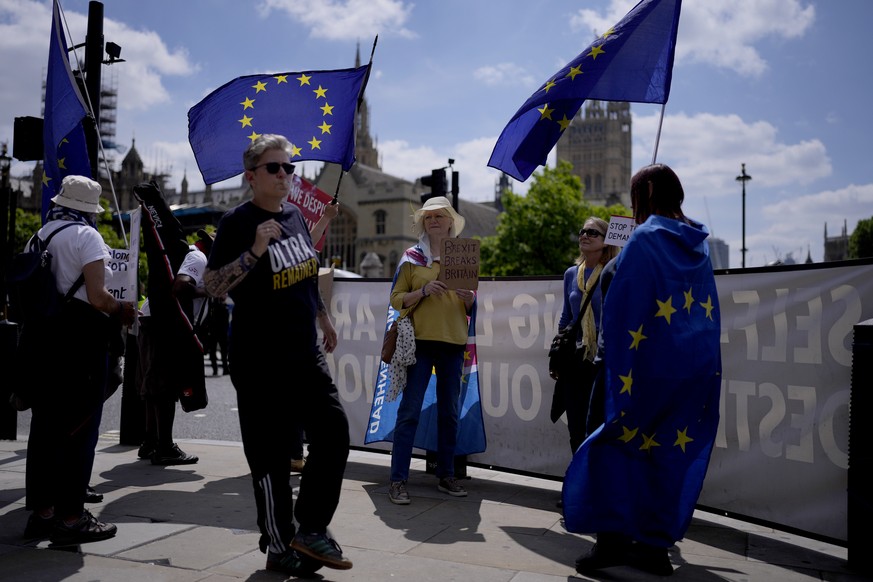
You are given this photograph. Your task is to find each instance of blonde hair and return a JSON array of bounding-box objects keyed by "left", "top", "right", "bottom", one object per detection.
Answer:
[{"left": 575, "top": 216, "right": 619, "bottom": 266}]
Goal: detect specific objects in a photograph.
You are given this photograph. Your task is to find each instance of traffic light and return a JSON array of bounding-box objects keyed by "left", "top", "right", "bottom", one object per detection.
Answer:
[{"left": 420, "top": 168, "right": 447, "bottom": 203}]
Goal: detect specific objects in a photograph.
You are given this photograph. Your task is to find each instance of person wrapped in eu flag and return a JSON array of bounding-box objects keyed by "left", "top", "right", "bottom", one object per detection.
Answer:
[{"left": 564, "top": 164, "right": 721, "bottom": 577}]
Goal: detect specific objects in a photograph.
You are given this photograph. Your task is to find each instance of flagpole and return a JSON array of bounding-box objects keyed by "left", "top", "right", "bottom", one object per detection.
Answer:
[
  {"left": 651, "top": 102, "right": 667, "bottom": 164},
  {"left": 333, "top": 35, "right": 379, "bottom": 204}
]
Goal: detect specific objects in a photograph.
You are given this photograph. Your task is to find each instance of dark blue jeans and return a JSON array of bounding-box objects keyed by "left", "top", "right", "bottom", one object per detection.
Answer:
[{"left": 390, "top": 339, "right": 464, "bottom": 482}]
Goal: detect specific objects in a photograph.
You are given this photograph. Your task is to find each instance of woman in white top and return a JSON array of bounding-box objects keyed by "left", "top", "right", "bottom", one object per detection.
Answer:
[{"left": 23, "top": 175, "right": 137, "bottom": 545}]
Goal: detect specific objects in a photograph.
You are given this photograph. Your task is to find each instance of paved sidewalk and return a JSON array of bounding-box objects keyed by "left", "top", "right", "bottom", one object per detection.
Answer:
[{"left": 0, "top": 437, "right": 864, "bottom": 581}]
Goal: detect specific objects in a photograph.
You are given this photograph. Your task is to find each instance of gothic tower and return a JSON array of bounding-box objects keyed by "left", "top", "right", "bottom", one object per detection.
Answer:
[{"left": 556, "top": 100, "right": 632, "bottom": 208}]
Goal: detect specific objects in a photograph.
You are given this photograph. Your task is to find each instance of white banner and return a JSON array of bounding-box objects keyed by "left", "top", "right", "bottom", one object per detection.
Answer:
[{"left": 324, "top": 261, "right": 873, "bottom": 542}]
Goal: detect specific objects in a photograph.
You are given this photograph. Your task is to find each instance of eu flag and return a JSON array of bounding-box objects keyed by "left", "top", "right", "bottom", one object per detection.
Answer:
[
  {"left": 562, "top": 215, "right": 721, "bottom": 547},
  {"left": 42, "top": 0, "right": 92, "bottom": 220},
  {"left": 188, "top": 65, "right": 370, "bottom": 185},
  {"left": 488, "top": 0, "right": 681, "bottom": 182}
]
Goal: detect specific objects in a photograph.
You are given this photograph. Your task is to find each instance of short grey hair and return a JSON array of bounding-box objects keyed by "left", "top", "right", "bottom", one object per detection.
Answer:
[{"left": 243, "top": 134, "right": 292, "bottom": 170}]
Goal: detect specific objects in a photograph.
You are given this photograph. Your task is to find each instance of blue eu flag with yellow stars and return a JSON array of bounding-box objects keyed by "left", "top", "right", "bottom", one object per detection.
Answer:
[
  {"left": 188, "top": 65, "right": 370, "bottom": 185},
  {"left": 42, "top": 0, "right": 93, "bottom": 221},
  {"left": 488, "top": 0, "right": 681, "bottom": 182},
  {"left": 562, "top": 214, "right": 721, "bottom": 548}
]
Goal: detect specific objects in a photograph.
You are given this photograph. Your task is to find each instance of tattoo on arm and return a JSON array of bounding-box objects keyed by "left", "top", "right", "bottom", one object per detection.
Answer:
[{"left": 204, "top": 251, "right": 258, "bottom": 296}]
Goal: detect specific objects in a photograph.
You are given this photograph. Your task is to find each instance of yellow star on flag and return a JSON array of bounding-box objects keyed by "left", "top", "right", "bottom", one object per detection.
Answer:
[
  {"left": 674, "top": 427, "right": 694, "bottom": 453},
  {"left": 313, "top": 85, "right": 328, "bottom": 99},
  {"left": 318, "top": 121, "right": 332, "bottom": 134},
  {"left": 683, "top": 287, "right": 695, "bottom": 313},
  {"left": 247, "top": 131, "right": 261, "bottom": 142},
  {"left": 566, "top": 65, "right": 582, "bottom": 80},
  {"left": 588, "top": 45, "right": 606, "bottom": 59},
  {"left": 58, "top": 157, "right": 66, "bottom": 170},
  {"left": 290, "top": 144, "right": 302, "bottom": 157},
  {"left": 297, "top": 74, "right": 311, "bottom": 86},
  {"left": 640, "top": 433, "right": 660, "bottom": 451},
  {"left": 542, "top": 79, "right": 557, "bottom": 93},
  {"left": 238, "top": 115, "right": 253, "bottom": 128},
  {"left": 557, "top": 115, "right": 572, "bottom": 131},
  {"left": 320, "top": 103, "right": 334, "bottom": 116},
  {"left": 700, "top": 295, "right": 715, "bottom": 320},
  {"left": 655, "top": 296, "right": 677, "bottom": 324},
  {"left": 274, "top": 75, "right": 288, "bottom": 84},
  {"left": 241, "top": 97, "right": 255, "bottom": 110},
  {"left": 252, "top": 81, "right": 268, "bottom": 93},
  {"left": 619, "top": 425, "right": 638, "bottom": 443},
  {"left": 628, "top": 324, "right": 647, "bottom": 350},
  {"left": 537, "top": 104, "right": 554, "bottom": 120},
  {"left": 308, "top": 136, "right": 322, "bottom": 150},
  {"left": 619, "top": 369, "right": 633, "bottom": 395}
]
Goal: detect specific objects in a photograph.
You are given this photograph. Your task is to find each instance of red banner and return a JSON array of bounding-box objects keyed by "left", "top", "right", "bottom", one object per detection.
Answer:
[{"left": 286, "top": 175, "right": 333, "bottom": 251}]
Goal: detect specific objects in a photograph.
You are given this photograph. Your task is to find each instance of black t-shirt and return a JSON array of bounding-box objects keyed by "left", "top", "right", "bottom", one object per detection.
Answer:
[{"left": 208, "top": 201, "right": 320, "bottom": 362}]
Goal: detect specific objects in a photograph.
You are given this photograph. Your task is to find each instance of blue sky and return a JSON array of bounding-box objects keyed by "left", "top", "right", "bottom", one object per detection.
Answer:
[{"left": 1, "top": 0, "right": 871, "bottom": 267}]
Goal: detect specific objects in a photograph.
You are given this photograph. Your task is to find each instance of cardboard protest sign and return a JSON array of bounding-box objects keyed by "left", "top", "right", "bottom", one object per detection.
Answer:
[
  {"left": 438, "top": 238, "right": 480, "bottom": 290},
  {"left": 605, "top": 214, "right": 637, "bottom": 247}
]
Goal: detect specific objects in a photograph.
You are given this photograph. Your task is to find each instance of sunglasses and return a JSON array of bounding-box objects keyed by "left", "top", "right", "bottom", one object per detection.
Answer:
[
  {"left": 250, "top": 162, "right": 295, "bottom": 175},
  {"left": 579, "top": 228, "right": 604, "bottom": 238}
]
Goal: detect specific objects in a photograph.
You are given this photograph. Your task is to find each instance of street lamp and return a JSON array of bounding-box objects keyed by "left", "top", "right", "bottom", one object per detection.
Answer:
[{"left": 736, "top": 163, "right": 752, "bottom": 268}]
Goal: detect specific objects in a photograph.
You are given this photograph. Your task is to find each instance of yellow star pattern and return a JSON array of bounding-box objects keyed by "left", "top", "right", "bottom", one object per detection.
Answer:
[
  {"left": 619, "top": 425, "right": 638, "bottom": 443},
  {"left": 542, "top": 79, "right": 557, "bottom": 93},
  {"left": 247, "top": 131, "right": 261, "bottom": 142},
  {"left": 241, "top": 97, "right": 255, "bottom": 110},
  {"left": 318, "top": 121, "right": 332, "bottom": 134},
  {"left": 42, "top": 173, "right": 50, "bottom": 186},
  {"left": 308, "top": 136, "right": 322, "bottom": 150},
  {"left": 290, "top": 144, "right": 302, "bottom": 157},
  {"left": 700, "top": 295, "right": 715, "bottom": 320},
  {"left": 655, "top": 296, "right": 677, "bottom": 324},
  {"left": 320, "top": 103, "right": 334, "bottom": 116},
  {"left": 600, "top": 27, "right": 615, "bottom": 39},
  {"left": 557, "top": 115, "right": 572, "bottom": 131},
  {"left": 588, "top": 45, "right": 606, "bottom": 59},
  {"left": 683, "top": 286, "right": 695, "bottom": 313},
  {"left": 58, "top": 157, "right": 66, "bottom": 170},
  {"left": 297, "top": 74, "right": 311, "bottom": 86},
  {"left": 628, "top": 324, "right": 647, "bottom": 350},
  {"left": 674, "top": 427, "right": 693, "bottom": 453},
  {"left": 640, "top": 433, "right": 660, "bottom": 451},
  {"left": 238, "top": 115, "right": 253, "bottom": 128},
  {"left": 274, "top": 75, "right": 288, "bottom": 84},
  {"left": 566, "top": 65, "right": 582, "bottom": 80},
  {"left": 537, "top": 104, "right": 554, "bottom": 120},
  {"left": 313, "top": 85, "right": 328, "bottom": 99},
  {"left": 252, "top": 81, "right": 268, "bottom": 93},
  {"left": 464, "top": 350, "right": 471, "bottom": 361},
  {"left": 619, "top": 369, "right": 633, "bottom": 395}
]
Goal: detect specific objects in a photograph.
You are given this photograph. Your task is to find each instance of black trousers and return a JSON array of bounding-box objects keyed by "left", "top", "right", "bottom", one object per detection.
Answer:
[
  {"left": 232, "top": 349, "right": 349, "bottom": 555},
  {"left": 26, "top": 301, "right": 110, "bottom": 517},
  {"left": 557, "top": 358, "right": 600, "bottom": 453}
]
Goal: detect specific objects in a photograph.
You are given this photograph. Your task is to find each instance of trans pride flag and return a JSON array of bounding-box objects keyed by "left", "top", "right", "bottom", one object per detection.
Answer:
[{"left": 365, "top": 246, "right": 486, "bottom": 456}]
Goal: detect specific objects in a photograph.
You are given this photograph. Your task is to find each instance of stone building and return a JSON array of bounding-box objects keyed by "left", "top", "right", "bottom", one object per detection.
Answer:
[{"left": 555, "top": 100, "right": 631, "bottom": 208}]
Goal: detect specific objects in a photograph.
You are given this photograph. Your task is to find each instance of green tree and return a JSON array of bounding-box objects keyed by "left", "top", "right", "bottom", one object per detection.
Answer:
[
  {"left": 478, "top": 161, "right": 629, "bottom": 276},
  {"left": 849, "top": 217, "right": 873, "bottom": 259}
]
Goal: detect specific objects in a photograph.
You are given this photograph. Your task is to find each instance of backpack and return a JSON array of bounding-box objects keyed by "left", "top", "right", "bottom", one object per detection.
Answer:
[{"left": 6, "top": 222, "right": 85, "bottom": 327}]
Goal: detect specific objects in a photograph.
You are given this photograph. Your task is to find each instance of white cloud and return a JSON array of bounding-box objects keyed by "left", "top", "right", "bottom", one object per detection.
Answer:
[
  {"left": 570, "top": 0, "right": 815, "bottom": 77},
  {"left": 260, "top": 0, "right": 415, "bottom": 40},
  {"left": 473, "top": 63, "right": 536, "bottom": 88},
  {"left": 632, "top": 110, "right": 831, "bottom": 199}
]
